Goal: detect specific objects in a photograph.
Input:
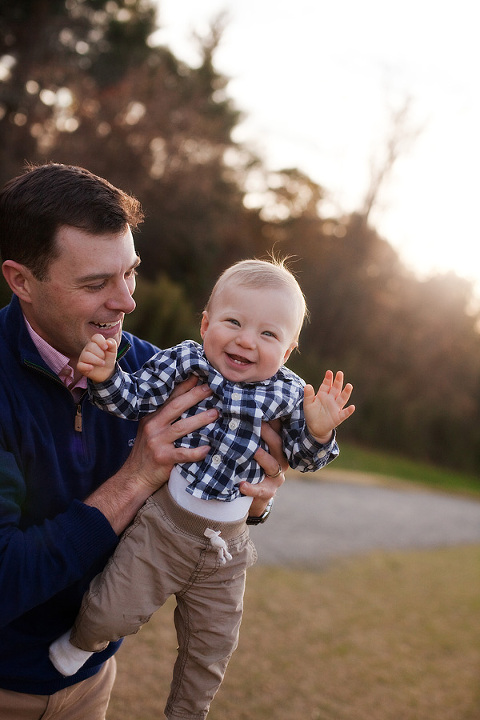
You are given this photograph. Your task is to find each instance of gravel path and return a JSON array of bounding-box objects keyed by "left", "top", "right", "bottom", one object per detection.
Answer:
[{"left": 249, "top": 469, "right": 480, "bottom": 568}]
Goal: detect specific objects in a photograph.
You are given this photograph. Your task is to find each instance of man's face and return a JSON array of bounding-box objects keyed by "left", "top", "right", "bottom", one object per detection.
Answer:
[{"left": 22, "top": 225, "right": 139, "bottom": 368}]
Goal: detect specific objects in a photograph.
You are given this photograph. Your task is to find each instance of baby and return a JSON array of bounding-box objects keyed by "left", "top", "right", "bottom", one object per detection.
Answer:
[{"left": 50, "top": 258, "right": 355, "bottom": 720}]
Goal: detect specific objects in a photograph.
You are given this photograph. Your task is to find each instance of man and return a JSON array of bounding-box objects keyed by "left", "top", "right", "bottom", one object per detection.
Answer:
[{"left": 0, "top": 163, "right": 285, "bottom": 719}]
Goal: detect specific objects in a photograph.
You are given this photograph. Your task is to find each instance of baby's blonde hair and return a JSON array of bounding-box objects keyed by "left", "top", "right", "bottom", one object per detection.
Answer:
[{"left": 205, "top": 257, "right": 308, "bottom": 342}]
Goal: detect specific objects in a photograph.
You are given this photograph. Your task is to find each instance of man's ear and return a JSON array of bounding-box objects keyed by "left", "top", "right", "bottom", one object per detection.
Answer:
[
  {"left": 200, "top": 310, "right": 209, "bottom": 339},
  {"left": 2, "top": 260, "right": 35, "bottom": 303}
]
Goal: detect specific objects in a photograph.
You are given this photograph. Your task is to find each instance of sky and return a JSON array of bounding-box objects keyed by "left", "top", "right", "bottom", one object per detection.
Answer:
[{"left": 153, "top": 0, "right": 480, "bottom": 287}]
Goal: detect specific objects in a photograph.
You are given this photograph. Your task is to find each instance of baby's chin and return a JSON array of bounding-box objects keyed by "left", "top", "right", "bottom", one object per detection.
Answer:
[
  {"left": 215, "top": 362, "right": 259, "bottom": 384},
  {"left": 221, "top": 367, "right": 265, "bottom": 384}
]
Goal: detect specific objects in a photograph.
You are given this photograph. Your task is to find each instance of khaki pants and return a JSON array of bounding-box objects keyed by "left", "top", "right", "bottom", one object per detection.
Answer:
[
  {"left": 0, "top": 657, "right": 116, "bottom": 720},
  {"left": 71, "top": 484, "right": 257, "bottom": 720}
]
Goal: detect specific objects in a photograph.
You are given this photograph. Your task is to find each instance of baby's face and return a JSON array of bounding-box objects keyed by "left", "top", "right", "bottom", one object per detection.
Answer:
[{"left": 200, "top": 284, "right": 299, "bottom": 383}]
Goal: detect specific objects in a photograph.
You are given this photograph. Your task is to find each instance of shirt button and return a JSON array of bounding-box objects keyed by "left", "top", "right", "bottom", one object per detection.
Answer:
[
  {"left": 318, "top": 450, "right": 327, "bottom": 458},
  {"left": 229, "top": 419, "right": 239, "bottom": 430},
  {"left": 232, "top": 392, "right": 241, "bottom": 401},
  {"left": 212, "top": 454, "right": 221, "bottom": 465}
]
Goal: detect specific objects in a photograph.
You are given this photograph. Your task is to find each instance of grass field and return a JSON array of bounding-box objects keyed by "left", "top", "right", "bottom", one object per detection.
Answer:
[
  {"left": 333, "top": 442, "right": 480, "bottom": 497},
  {"left": 107, "top": 450, "right": 480, "bottom": 720},
  {"left": 109, "top": 546, "right": 480, "bottom": 720}
]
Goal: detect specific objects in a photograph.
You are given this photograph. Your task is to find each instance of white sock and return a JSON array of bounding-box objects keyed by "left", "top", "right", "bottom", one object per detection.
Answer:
[{"left": 49, "top": 630, "right": 94, "bottom": 676}]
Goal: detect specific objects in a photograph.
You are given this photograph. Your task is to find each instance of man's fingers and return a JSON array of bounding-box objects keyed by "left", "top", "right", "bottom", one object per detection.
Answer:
[
  {"left": 259, "top": 422, "right": 288, "bottom": 472},
  {"left": 172, "top": 443, "right": 211, "bottom": 465},
  {"left": 139, "top": 400, "right": 218, "bottom": 446},
  {"left": 239, "top": 471, "right": 284, "bottom": 499},
  {"left": 169, "top": 408, "right": 218, "bottom": 441},
  {"left": 153, "top": 383, "right": 212, "bottom": 423},
  {"left": 253, "top": 446, "right": 287, "bottom": 478},
  {"left": 167, "top": 375, "right": 200, "bottom": 402}
]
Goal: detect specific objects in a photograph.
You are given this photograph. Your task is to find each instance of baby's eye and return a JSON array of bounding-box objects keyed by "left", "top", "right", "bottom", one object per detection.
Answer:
[
  {"left": 262, "top": 330, "right": 277, "bottom": 338},
  {"left": 226, "top": 318, "right": 240, "bottom": 327}
]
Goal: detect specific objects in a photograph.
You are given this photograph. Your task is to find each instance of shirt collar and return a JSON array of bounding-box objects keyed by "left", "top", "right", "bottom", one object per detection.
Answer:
[{"left": 23, "top": 316, "right": 88, "bottom": 394}]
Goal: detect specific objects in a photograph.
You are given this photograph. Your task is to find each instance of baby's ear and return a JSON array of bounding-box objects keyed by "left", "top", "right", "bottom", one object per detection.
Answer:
[
  {"left": 283, "top": 341, "right": 298, "bottom": 364},
  {"left": 200, "top": 310, "right": 209, "bottom": 339}
]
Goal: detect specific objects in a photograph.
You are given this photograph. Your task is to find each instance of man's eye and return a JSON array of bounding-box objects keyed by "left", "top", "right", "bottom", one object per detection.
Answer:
[{"left": 86, "top": 282, "right": 106, "bottom": 291}]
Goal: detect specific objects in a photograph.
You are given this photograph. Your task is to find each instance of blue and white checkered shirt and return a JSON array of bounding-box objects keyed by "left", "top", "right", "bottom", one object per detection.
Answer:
[{"left": 89, "top": 340, "right": 338, "bottom": 501}]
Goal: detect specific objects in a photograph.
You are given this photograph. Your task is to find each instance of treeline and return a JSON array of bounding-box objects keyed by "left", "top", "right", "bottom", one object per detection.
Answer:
[{"left": 1, "top": 1, "right": 480, "bottom": 476}]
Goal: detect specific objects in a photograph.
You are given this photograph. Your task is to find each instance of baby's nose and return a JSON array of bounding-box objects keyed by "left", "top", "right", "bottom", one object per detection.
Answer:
[{"left": 236, "top": 330, "right": 256, "bottom": 348}]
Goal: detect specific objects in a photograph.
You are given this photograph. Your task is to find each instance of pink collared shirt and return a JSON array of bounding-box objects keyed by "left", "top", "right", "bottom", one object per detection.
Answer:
[{"left": 24, "top": 317, "right": 88, "bottom": 403}]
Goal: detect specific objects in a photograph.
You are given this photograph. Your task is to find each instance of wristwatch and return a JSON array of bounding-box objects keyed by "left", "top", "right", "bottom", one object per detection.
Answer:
[{"left": 246, "top": 497, "right": 274, "bottom": 525}]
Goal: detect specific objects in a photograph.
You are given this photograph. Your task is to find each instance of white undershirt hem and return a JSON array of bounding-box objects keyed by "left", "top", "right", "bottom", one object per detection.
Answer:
[{"left": 168, "top": 466, "right": 253, "bottom": 521}]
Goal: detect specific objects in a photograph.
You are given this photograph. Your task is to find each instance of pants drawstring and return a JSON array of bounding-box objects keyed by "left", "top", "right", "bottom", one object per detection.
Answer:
[{"left": 204, "top": 528, "right": 233, "bottom": 564}]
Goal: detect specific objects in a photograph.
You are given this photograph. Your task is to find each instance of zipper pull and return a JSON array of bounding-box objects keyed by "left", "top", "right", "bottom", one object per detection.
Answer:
[{"left": 75, "top": 404, "right": 82, "bottom": 432}]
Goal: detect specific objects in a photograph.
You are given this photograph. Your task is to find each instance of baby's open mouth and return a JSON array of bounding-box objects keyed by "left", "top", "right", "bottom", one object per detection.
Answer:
[{"left": 227, "top": 353, "right": 253, "bottom": 366}]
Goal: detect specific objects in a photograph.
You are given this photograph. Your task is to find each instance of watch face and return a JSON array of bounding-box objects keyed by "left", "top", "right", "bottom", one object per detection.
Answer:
[{"left": 247, "top": 499, "right": 273, "bottom": 525}]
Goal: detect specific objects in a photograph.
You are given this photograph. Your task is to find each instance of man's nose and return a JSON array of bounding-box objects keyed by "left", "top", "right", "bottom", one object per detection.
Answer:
[{"left": 105, "top": 282, "right": 136, "bottom": 314}]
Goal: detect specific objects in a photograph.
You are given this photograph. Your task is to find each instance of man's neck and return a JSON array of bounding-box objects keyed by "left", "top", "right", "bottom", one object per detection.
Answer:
[{"left": 23, "top": 315, "right": 86, "bottom": 393}]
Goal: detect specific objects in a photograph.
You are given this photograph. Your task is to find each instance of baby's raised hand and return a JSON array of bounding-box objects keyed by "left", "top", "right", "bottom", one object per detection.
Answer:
[
  {"left": 77, "top": 333, "right": 118, "bottom": 382},
  {"left": 304, "top": 370, "right": 355, "bottom": 444}
]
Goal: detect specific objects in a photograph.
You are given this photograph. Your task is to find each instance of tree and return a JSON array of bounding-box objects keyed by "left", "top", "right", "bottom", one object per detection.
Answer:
[
  {"left": 360, "top": 95, "right": 423, "bottom": 224},
  {"left": 0, "top": 4, "right": 260, "bottom": 306},
  {"left": 0, "top": 0, "right": 157, "bottom": 182},
  {"left": 2, "top": 2, "right": 480, "bottom": 475},
  {"left": 123, "top": 273, "right": 198, "bottom": 349}
]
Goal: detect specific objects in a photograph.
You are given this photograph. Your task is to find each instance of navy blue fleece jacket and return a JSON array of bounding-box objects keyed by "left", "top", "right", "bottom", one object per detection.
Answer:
[{"left": 0, "top": 295, "right": 159, "bottom": 694}]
